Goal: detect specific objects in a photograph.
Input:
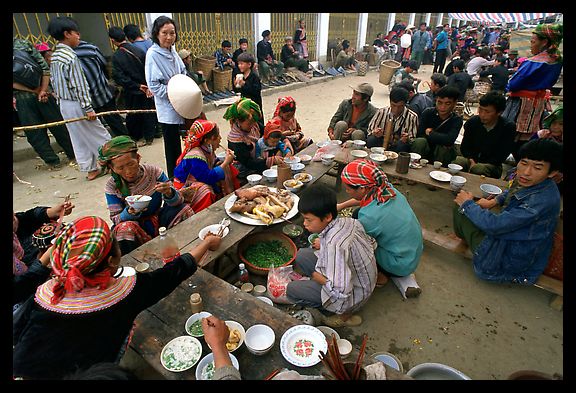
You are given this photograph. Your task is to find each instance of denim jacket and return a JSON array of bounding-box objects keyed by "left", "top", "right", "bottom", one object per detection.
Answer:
[{"left": 458, "top": 178, "right": 560, "bottom": 284}]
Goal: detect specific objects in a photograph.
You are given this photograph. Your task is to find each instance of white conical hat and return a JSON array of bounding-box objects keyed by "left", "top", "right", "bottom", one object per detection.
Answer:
[{"left": 167, "top": 74, "right": 203, "bottom": 119}]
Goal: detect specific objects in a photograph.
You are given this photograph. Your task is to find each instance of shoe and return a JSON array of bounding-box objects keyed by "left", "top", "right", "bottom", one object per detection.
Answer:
[
  {"left": 376, "top": 272, "right": 389, "bottom": 288},
  {"left": 86, "top": 167, "right": 107, "bottom": 181},
  {"left": 322, "top": 314, "right": 362, "bottom": 328},
  {"left": 47, "top": 163, "right": 63, "bottom": 171},
  {"left": 405, "top": 287, "right": 422, "bottom": 298}
]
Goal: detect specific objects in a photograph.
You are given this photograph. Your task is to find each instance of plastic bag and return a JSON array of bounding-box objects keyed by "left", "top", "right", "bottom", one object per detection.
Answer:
[{"left": 267, "top": 264, "right": 294, "bottom": 304}]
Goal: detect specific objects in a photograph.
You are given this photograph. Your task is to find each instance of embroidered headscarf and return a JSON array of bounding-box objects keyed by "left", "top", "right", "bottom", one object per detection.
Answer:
[
  {"left": 176, "top": 120, "right": 217, "bottom": 167},
  {"left": 225, "top": 98, "right": 262, "bottom": 146},
  {"left": 98, "top": 136, "right": 139, "bottom": 197},
  {"left": 49, "top": 216, "right": 114, "bottom": 305},
  {"left": 341, "top": 159, "right": 397, "bottom": 207},
  {"left": 35, "top": 42, "right": 51, "bottom": 52},
  {"left": 273, "top": 96, "right": 296, "bottom": 117},
  {"left": 543, "top": 106, "right": 563, "bottom": 129},
  {"left": 534, "top": 23, "right": 563, "bottom": 61}
]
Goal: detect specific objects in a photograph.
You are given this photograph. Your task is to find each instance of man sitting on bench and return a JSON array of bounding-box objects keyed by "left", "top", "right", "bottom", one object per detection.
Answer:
[{"left": 452, "top": 138, "right": 562, "bottom": 285}]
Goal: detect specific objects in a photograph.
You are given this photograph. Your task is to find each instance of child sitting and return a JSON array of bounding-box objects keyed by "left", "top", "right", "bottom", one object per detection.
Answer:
[
  {"left": 531, "top": 106, "right": 563, "bottom": 144},
  {"left": 255, "top": 118, "right": 294, "bottom": 167},
  {"left": 452, "top": 138, "right": 562, "bottom": 284},
  {"left": 286, "top": 184, "right": 378, "bottom": 328}
]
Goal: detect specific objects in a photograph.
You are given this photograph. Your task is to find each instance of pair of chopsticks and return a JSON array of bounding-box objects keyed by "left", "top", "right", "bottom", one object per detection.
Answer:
[
  {"left": 197, "top": 219, "right": 227, "bottom": 268},
  {"left": 54, "top": 194, "right": 71, "bottom": 234}
]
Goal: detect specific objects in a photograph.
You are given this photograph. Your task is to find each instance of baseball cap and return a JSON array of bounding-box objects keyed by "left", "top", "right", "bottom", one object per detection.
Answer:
[
  {"left": 178, "top": 49, "right": 191, "bottom": 60},
  {"left": 350, "top": 82, "right": 374, "bottom": 97}
]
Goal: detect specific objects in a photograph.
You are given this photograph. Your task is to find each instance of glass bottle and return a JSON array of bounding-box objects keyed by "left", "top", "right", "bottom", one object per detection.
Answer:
[
  {"left": 189, "top": 293, "right": 203, "bottom": 314},
  {"left": 238, "top": 263, "right": 250, "bottom": 284},
  {"left": 158, "top": 226, "right": 180, "bottom": 264}
]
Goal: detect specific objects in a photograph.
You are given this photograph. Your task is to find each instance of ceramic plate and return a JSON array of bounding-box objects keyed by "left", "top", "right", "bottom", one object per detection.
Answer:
[
  {"left": 115, "top": 266, "right": 136, "bottom": 277},
  {"left": 350, "top": 150, "right": 368, "bottom": 158},
  {"left": 195, "top": 352, "right": 239, "bottom": 380},
  {"left": 429, "top": 171, "right": 452, "bottom": 182},
  {"left": 383, "top": 151, "right": 399, "bottom": 160},
  {"left": 280, "top": 325, "right": 327, "bottom": 367},
  {"left": 198, "top": 224, "right": 230, "bottom": 240},
  {"left": 371, "top": 351, "right": 403, "bottom": 372},
  {"left": 224, "top": 187, "right": 299, "bottom": 226},
  {"left": 160, "top": 336, "right": 202, "bottom": 372}
]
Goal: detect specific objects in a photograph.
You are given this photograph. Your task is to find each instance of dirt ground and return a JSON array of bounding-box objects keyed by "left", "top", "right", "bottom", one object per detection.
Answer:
[{"left": 12, "top": 64, "right": 563, "bottom": 380}]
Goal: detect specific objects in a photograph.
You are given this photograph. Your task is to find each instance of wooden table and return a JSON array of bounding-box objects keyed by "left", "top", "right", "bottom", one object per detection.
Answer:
[
  {"left": 120, "top": 142, "right": 339, "bottom": 380},
  {"left": 333, "top": 144, "right": 508, "bottom": 198}
]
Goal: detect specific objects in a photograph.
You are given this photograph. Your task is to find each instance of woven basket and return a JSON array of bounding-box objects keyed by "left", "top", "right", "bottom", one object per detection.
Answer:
[
  {"left": 194, "top": 55, "right": 216, "bottom": 82},
  {"left": 355, "top": 52, "right": 367, "bottom": 61},
  {"left": 357, "top": 61, "right": 368, "bottom": 76},
  {"left": 379, "top": 60, "right": 401, "bottom": 85},
  {"left": 212, "top": 68, "right": 232, "bottom": 92},
  {"left": 473, "top": 81, "right": 492, "bottom": 97}
]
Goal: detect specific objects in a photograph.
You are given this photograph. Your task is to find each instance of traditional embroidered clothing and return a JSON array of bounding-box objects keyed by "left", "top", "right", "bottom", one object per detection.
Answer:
[{"left": 272, "top": 96, "right": 313, "bottom": 152}]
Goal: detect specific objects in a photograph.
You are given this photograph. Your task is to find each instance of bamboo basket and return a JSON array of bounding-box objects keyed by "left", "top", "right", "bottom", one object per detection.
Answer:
[
  {"left": 194, "top": 55, "right": 216, "bottom": 82},
  {"left": 379, "top": 60, "right": 401, "bottom": 85},
  {"left": 357, "top": 61, "right": 368, "bottom": 76},
  {"left": 212, "top": 68, "right": 233, "bottom": 92}
]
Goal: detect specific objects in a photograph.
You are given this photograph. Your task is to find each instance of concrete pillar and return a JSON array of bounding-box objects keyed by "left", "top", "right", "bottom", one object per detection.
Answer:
[
  {"left": 409, "top": 13, "right": 415, "bottom": 27},
  {"left": 425, "top": 13, "right": 431, "bottom": 26},
  {"left": 437, "top": 13, "right": 444, "bottom": 27},
  {"left": 448, "top": 17, "right": 453, "bottom": 27},
  {"left": 317, "top": 13, "right": 330, "bottom": 63},
  {"left": 387, "top": 13, "right": 396, "bottom": 33},
  {"left": 254, "top": 13, "right": 271, "bottom": 50},
  {"left": 146, "top": 13, "right": 172, "bottom": 37},
  {"left": 357, "top": 13, "right": 369, "bottom": 49}
]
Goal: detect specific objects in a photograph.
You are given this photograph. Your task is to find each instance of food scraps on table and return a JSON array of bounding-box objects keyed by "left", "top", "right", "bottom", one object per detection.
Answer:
[{"left": 229, "top": 185, "right": 294, "bottom": 225}]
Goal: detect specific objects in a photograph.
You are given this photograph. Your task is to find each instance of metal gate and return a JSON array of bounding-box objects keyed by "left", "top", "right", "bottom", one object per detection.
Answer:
[
  {"left": 13, "top": 13, "right": 71, "bottom": 47},
  {"left": 270, "top": 13, "right": 317, "bottom": 61},
  {"left": 173, "top": 13, "right": 254, "bottom": 59},
  {"left": 103, "top": 13, "right": 148, "bottom": 51},
  {"left": 327, "top": 13, "right": 359, "bottom": 57},
  {"left": 366, "top": 13, "right": 390, "bottom": 44}
]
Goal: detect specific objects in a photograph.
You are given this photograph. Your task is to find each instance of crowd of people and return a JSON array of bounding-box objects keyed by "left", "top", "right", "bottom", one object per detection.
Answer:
[{"left": 12, "top": 15, "right": 563, "bottom": 379}]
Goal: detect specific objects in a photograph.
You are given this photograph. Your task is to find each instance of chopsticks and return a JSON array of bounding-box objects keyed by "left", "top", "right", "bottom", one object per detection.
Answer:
[
  {"left": 197, "top": 219, "right": 227, "bottom": 268},
  {"left": 318, "top": 333, "right": 369, "bottom": 380},
  {"left": 54, "top": 194, "right": 71, "bottom": 233},
  {"left": 352, "top": 334, "right": 368, "bottom": 380}
]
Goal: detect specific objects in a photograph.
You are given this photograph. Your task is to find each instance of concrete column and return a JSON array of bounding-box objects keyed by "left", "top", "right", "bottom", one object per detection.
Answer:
[
  {"left": 254, "top": 13, "right": 271, "bottom": 50},
  {"left": 448, "top": 17, "right": 453, "bottom": 27},
  {"left": 357, "top": 13, "right": 369, "bottom": 49},
  {"left": 317, "top": 13, "right": 330, "bottom": 63},
  {"left": 425, "top": 13, "right": 431, "bottom": 26},
  {"left": 437, "top": 13, "right": 444, "bottom": 27},
  {"left": 146, "top": 13, "right": 172, "bottom": 36},
  {"left": 409, "top": 13, "right": 416, "bottom": 27},
  {"left": 387, "top": 13, "right": 396, "bottom": 33}
]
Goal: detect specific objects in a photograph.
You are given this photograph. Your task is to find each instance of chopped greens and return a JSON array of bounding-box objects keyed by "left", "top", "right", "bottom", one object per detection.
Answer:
[
  {"left": 244, "top": 240, "right": 292, "bottom": 268},
  {"left": 201, "top": 361, "right": 215, "bottom": 380},
  {"left": 187, "top": 319, "right": 204, "bottom": 336}
]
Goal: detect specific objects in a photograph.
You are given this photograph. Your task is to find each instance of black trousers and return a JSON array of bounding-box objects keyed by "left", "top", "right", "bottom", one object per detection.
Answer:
[
  {"left": 124, "top": 92, "right": 157, "bottom": 142},
  {"left": 433, "top": 49, "right": 448, "bottom": 74},
  {"left": 95, "top": 98, "right": 128, "bottom": 137},
  {"left": 160, "top": 122, "right": 183, "bottom": 179}
]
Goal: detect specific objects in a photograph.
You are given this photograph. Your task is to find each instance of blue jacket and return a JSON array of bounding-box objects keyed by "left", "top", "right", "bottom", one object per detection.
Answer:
[{"left": 458, "top": 178, "right": 560, "bottom": 284}]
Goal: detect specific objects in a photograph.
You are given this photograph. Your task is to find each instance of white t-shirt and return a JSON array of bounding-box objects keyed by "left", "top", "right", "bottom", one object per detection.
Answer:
[{"left": 466, "top": 56, "right": 494, "bottom": 76}]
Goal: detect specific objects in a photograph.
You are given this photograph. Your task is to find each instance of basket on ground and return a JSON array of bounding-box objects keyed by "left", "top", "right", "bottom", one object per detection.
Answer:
[
  {"left": 194, "top": 55, "right": 216, "bottom": 82},
  {"left": 379, "top": 60, "right": 401, "bottom": 85},
  {"left": 237, "top": 231, "right": 297, "bottom": 276},
  {"left": 213, "top": 67, "right": 233, "bottom": 92},
  {"left": 357, "top": 61, "right": 368, "bottom": 76}
]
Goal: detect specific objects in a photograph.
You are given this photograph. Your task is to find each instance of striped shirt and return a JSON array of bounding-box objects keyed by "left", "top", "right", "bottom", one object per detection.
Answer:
[
  {"left": 316, "top": 217, "right": 377, "bottom": 314},
  {"left": 50, "top": 43, "right": 94, "bottom": 112},
  {"left": 74, "top": 41, "right": 113, "bottom": 108},
  {"left": 368, "top": 106, "right": 419, "bottom": 144}
]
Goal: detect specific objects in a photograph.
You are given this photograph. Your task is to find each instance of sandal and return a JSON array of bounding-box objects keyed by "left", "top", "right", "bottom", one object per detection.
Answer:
[
  {"left": 86, "top": 167, "right": 107, "bottom": 181},
  {"left": 322, "top": 314, "right": 362, "bottom": 328}
]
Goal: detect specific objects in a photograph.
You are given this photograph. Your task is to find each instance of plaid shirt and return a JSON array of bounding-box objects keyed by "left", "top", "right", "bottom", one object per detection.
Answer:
[{"left": 214, "top": 48, "right": 233, "bottom": 70}]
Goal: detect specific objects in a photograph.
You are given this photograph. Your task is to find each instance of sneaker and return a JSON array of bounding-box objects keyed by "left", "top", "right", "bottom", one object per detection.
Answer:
[{"left": 322, "top": 314, "right": 362, "bottom": 328}]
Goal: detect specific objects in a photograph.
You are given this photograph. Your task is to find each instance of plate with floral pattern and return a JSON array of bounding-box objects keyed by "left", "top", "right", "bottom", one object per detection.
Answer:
[{"left": 280, "top": 325, "right": 327, "bottom": 367}]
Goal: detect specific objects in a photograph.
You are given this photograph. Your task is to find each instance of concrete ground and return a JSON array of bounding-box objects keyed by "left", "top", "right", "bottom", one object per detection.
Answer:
[{"left": 12, "top": 64, "right": 563, "bottom": 380}]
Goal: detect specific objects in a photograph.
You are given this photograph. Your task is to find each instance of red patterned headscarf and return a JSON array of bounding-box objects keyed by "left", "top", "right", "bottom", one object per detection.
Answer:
[
  {"left": 341, "top": 159, "right": 396, "bottom": 207},
  {"left": 534, "top": 23, "right": 563, "bottom": 61},
  {"left": 49, "top": 216, "right": 114, "bottom": 305},
  {"left": 264, "top": 118, "right": 283, "bottom": 139},
  {"left": 176, "top": 120, "right": 217, "bottom": 166},
  {"left": 273, "top": 96, "right": 296, "bottom": 117}
]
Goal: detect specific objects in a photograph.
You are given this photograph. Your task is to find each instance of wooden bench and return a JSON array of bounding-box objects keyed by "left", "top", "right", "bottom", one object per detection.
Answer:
[{"left": 421, "top": 228, "right": 563, "bottom": 311}]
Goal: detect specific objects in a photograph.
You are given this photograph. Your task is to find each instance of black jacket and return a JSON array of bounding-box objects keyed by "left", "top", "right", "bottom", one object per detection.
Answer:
[
  {"left": 479, "top": 65, "right": 509, "bottom": 92},
  {"left": 417, "top": 107, "right": 463, "bottom": 147},
  {"left": 110, "top": 42, "right": 147, "bottom": 94},
  {"left": 460, "top": 115, "right": 516, "bottom": 165},
  {"left": 447, "top": 72, "right": 475, "bottom": 102},
  {"left": 256, "top": 39, "right": 275, "bottom": 63}
]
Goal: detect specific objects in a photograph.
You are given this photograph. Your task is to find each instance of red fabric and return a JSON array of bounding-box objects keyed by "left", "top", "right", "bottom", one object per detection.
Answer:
[
  {"left": 176, "top": 120, "right": 217, "bottom": 167},
  {"left": 264, "top": 118, "right": 283, "bottom": 139}
]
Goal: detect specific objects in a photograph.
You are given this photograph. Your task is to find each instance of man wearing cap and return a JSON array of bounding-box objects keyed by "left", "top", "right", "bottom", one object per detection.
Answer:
[
  {"left": 504, "top": 49, "right": 519, "bottom": 73},
  {"left": 410, "top": 22, "right": 432, "bottom": 70},
  {"left": 177, "top": 48, "right": 212, "bottom": 95},
  {"left": 327, "top": 82, "right": 377, "bottom": 142}
]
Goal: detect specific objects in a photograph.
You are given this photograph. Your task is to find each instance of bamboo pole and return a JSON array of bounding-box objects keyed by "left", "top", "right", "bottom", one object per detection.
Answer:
[{"left": 13, "top": 109, "right": 157, "bottom": 132}]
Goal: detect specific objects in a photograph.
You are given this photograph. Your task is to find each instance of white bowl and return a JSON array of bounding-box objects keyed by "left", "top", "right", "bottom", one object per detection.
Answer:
[
  {"left": 135, "top": 262, "right": 150, "bottom": 273},
  {"left": 372, "top": 351, "right": 404, "bottom": 372},
  {"left": 450, "top": 175, "right": 467, "bottom": 191},
  {"left": 298, "top": 154, "right": 312, "bottom": 164},
  {"left": 321, "top": 153, "right": 335, "bottom": 166},
  {"left": 409, "top": 152, "right": 421, "bottom": 162},
  {"left": 245, "top": 324, "right": 276, "bottom": 355},
  {"left": 216, "top": 151, "right": 227, "bottom": 161},
  {"left": 185, "top": 311, "right": 213, "bottom": 337},
  {"left": 125, "top": 195, "right": 152, "bottom": 211},
  {"left": 198, "top": 224, "right": 230, "bottom": 240},
  {"left": 352, "top": 140, "right": 366, "bottom": 148},
  {"left": 480, "top": 183, "right": 502, "bottom": 198},
  {"left": 253, "top": 284, "right": 267, "bottom": 296},
  {"left": 316, "top": 325, "right": 340, "bottom": 342},
  {"left": 256, "top": 296, "right": 274, "bottom": 306},
  {"left": 370, "top": 147, "right": 385, "bottom": 154},
  {"left": 218, "top": 321, "right": 245, "bottom": 353},
  {"left": 293, "top": 172, "right": 313, "bottom": 184},
  {"left": 284, "top": 156, "right": 301, "bottom": 165},
  {"left": 448, "top": 163, "right": 463, "bottom": 174},
  {"left": 283, "top": 179, "right": 304, "bottom": 193},
  {"left": 195, "top": 352, "right": 239, "bottom": 380},
  {"left": 316, "top": 141, "right": 330, "bottom": 148},
  {"left": 351, "top": 150, "right": 368, "bottom": 158},
  {"left": 406, "top": 362, "right": 471, "bottom": 380},
  {"left": 330, "top": 140, "right": 343, "bottom": 146},
  {"left": 247, "top": 174, "right": 262, "bottom": 185},
  {"left": 336, "top": 338, "right": 353, "bottom": 358},
  {"left": 262, "top": 168, "right": 278, "bottom": 182},
  {"left": 290, "top": 163, "right": 305, "bottom": 173},
  {"left": 369, "top": 153, "right": 387, "bottom": 164}
]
